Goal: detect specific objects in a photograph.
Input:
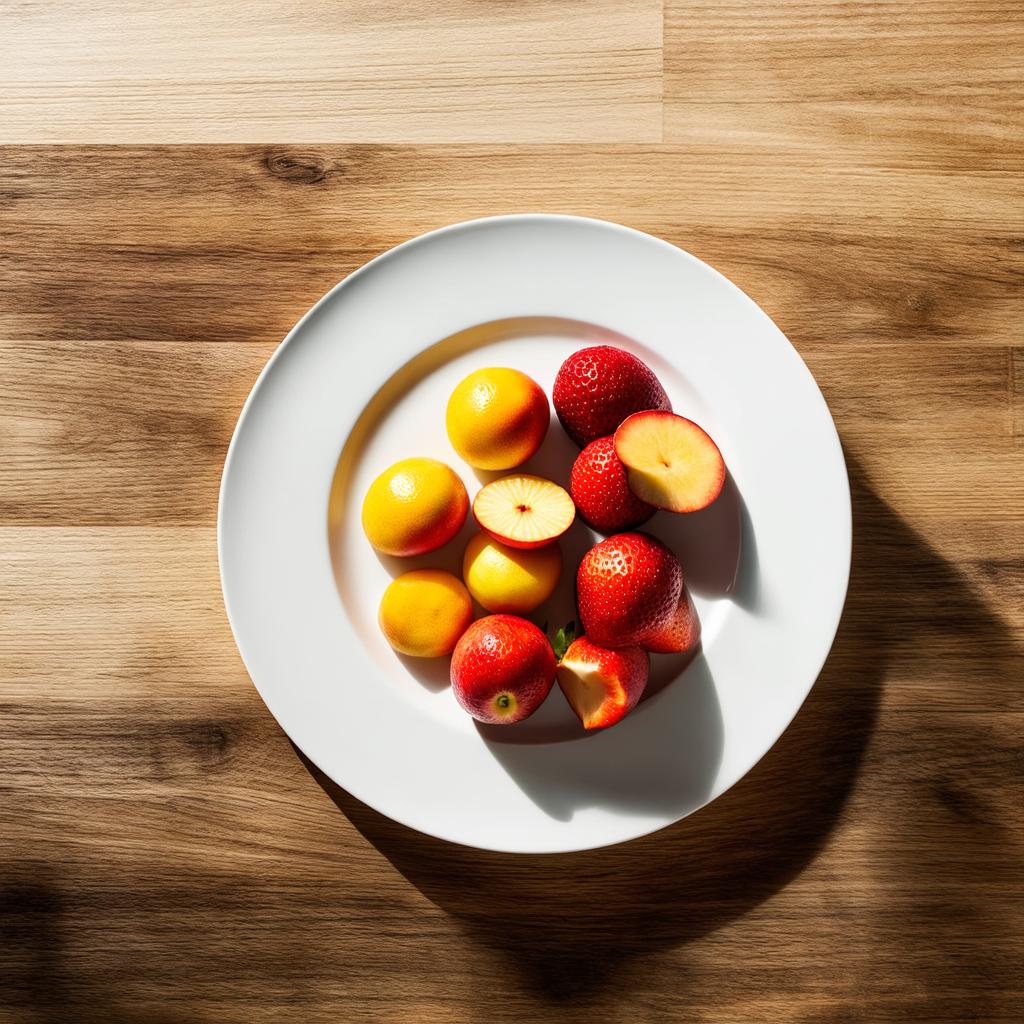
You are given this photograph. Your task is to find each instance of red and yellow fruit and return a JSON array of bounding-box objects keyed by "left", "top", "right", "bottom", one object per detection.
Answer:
[
  {"left": 450, "top": 615, "right": 556, "bottom": 724},
  {"left": 462, "top": 532, "right": 561, "bottom": 614},
  {"left": 361, "top": 457, "right": 468, "bottom": 557},
  {"left": 378, "top": 570, "right": 474, "bottom": 658},
  {"left": 446, "top": 367, "right": 549, "bottom": 470}
]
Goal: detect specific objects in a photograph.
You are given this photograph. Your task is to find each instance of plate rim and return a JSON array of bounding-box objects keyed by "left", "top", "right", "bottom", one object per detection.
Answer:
[{"left": 217, "top": 213, "right": 852, "bottom": 853}]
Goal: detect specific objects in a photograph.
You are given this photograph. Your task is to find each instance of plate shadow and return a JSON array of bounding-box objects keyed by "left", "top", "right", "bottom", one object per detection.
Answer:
[{"left": 300, "top": 452, "right": 1024, "bottom": 1002}]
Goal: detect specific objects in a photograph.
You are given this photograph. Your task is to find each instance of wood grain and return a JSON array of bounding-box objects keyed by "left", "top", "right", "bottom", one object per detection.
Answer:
[
  {"left": 0, "top": 341, "right": 270, "bottom": 525},
  {"left": 0, "top": 0, "right": 662, "bottom": 143},
  {"left": 2, "top": 3, "right": 1023, "bottom": 1022},
  {"left": 2, "top": 145, "right": 1019, "bottom": 350},
  {"left": 665, "top": 0, "right": 1024, "bottom": 168},
  {"left": 1, "top": 338, "right": 1021, "bottom": 530}
]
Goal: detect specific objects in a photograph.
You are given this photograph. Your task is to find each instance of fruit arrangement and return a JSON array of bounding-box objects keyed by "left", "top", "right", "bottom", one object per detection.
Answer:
[{"left": 360, "top": 347, "right": 725, "bottom": 732}]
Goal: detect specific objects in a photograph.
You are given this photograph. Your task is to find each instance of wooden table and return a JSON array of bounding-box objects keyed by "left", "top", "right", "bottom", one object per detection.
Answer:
[{"left": 2, "top": 3, "right": 1021, "bottom": 1021}]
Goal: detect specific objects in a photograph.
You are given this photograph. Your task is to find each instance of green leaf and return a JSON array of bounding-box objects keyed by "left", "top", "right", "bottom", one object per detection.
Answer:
[{"left": 551, "top": 620, "right": 577, "bottom": 662}]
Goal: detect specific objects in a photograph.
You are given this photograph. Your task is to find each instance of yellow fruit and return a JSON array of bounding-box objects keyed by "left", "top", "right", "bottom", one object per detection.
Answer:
[
  {"left": 462, "top": 532, "right": 561, "bottom": 614},
  {"left": 362, "top": 457, "right": 468, "bottom": 557},
  {"left": 378, "top": 570, "right": 474, "bottom": 658},
  {"left": 446, "top": 368, "right": 549, "bottom": 471}
]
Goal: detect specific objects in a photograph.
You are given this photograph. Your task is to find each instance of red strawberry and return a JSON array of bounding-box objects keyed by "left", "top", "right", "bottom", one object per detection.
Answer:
[
  {"left": 450, "top": 615, "right": 556, "bottom": 724},
  {"left": 637, "top": 589, "right": 701, "bottom": 654},
  {"left": 553, "top": 346, "right": 671, "bottom": 448},
  {"left": 570, "top": 436, "right": 655, "bottom": 533},
  {"left": 557, "top": 636, "right": 649, "bottom": 730},
  {"left": 576, "top": 533, "right": 682, "bottom": 649}
]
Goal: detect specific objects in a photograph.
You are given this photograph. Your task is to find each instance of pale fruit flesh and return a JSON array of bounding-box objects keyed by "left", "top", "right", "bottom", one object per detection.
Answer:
[
  {"left": 558, "top": 662, "right": 624, "bottom": 727},
  {"left": 556, "top": 638, "right": 649, "bottom": 730},
  {"left": 615, "top": 411, "right": 725, "bottom": 513},
  {"left": 473, "top": 474, "right": 575, "bottom": 549}
]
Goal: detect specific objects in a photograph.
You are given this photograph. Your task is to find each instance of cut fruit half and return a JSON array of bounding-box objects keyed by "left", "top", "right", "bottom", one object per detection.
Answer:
[
  {"left": 473, "top": 474, "right": 575, "bottom": 549},
  {"left": 556, "top": 637, "right": 649, "bottom": 730},
  {"left": 614, "top": 411, "right": 725, "bottom": 513}
]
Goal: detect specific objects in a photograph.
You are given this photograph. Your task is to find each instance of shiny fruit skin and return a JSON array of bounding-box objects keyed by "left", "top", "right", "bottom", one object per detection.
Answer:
[
  {"left": 446, "top": 368, "right": 549, "bottom": 471},
  {"left": 570, "top": 436, "right": 655, "bottom": 533},
  {"left": 462, "top": 533, "right": 561, "bottom": 614},
  {"left": 637, "top": 590, "right": 701, "bottom": 654},
  {"left": 553, "top": 346, "right": 671, "bottom": 448},
  {"left": 362, "top": 457, "right": 468, "bottom": 557},
  {"left": 557, "top": 637, "right": 649, "bottom": 730},
  {"left": 576, "top": 533, "right": 683, "bottom": 649},
  {"left": 378, "top": 570, "right": 474, "bottom": 657},
  {"left": 450, "top": 615, "right": 556, "bottom": 724}
]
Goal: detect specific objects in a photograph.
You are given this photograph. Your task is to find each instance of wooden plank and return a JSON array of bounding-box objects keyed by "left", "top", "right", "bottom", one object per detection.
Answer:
[
  {"left": 0, "top": 528, "right": 245, "bottom": 698},
  {"left": 0, "top": 341, "right": 271, "bottom": 526},
  {"left": 1, "top": 339, "right": 1020, "bottom": 527},
  {"left": 664, "top": 0, "right": 1024, "bottom": 171},
  {"left": 2, "top": 510, "right": 1019, "bottom": 711},
  {"left": 0, "top": 0, "right": 663, "bottom": 143},
  {"left": 1013, "top": 348, "right": 1024, "bottom": 445},
  {"left": 802, "top": 343, "right": 1013, "bottom": 444},
  {"left": 2, "top": 146, "right": 1018, "bottom": 348},
  {"left": 2, "top": 693, "right": 1021, "bottom": 1022},
  {"left": 2, "top": 3, "right": 1022, "bottom": 1017}
]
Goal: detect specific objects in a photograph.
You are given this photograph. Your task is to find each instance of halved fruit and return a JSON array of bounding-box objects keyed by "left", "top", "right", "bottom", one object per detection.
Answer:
[
  {"left": 473, "top": 474, "right": 575, "bottom": 549},
  {"left": 614, "top": 411, "right": 725, "bottom": 513},
  {"left": 556, "top": 637, "right": 649, "bottom": 730}
]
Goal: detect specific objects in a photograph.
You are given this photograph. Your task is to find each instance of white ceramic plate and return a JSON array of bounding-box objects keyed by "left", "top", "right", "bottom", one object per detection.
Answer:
[{"left": 218, "top": 215, "right": 850, "bottom": 854}]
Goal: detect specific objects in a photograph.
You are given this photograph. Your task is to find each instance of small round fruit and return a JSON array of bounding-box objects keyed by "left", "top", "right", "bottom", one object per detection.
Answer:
[
  {"left": 463, "top": 532, "right": 561, "bottom": 614},
  {"left": 446, "top": 367, "right": 549, "bottom": 471},
  {"left": 362, "top": 457, "right": 468, "bottom": 557},
  {"left": 553, "top": 346, "right": 671, "bottom": 448},
  {"left": 576, "top": 532, "right": 683, "bottom": 649},
  {"left": 450, "top": 615, "right": 557, "bottom": 724},
  {"left": 378, "top": 570, "right": 474, "bottom": 658},
  {"left": 570, "top": 436, "right": 655, "bottom": 533},
  {"left": 473, "top": 474, "right": 575, "bottom": 549}
]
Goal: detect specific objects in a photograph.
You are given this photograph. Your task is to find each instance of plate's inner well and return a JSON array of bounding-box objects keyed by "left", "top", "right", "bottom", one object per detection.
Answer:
[{"left": 328, "top": 316, "right": 745, "bottom": 744}]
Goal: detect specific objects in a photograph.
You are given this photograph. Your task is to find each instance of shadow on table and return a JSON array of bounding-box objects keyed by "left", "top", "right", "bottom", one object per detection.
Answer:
[
  {"left": 305, "top": 451, "right": 1016, "bottom": 1002},
  {"left": 0, "top": 864, "right": 202, "bottom": 1024}
]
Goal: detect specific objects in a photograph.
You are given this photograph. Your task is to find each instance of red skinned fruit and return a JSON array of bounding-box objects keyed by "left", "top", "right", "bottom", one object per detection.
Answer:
[
  {"left": 450, "top": 615, "right": 556, "bottom": 724},
  {"left": 557, "top": 636, "right": 649, "bottom": 730},
  {"left": 570, "top": 435, "right": 655, "bottom": 533},
  {"left": 553, "top": 346, "right": 671, "bottom": 448},
  {"left": 636, "top": 589, "right": 701, "bottom": 654},
  {"left": 576, "top": 533, "right": 682, "bottom": 649}
]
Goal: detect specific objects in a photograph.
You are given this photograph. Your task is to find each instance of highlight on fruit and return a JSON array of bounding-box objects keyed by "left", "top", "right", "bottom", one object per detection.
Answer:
[{"left": 363, "top": 344, "right": 721, "bottom": 730}]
